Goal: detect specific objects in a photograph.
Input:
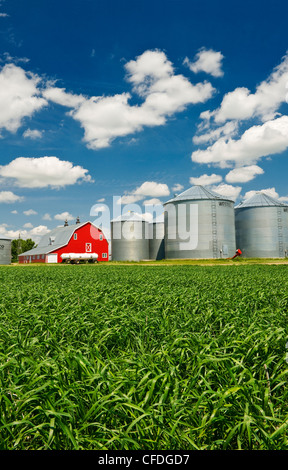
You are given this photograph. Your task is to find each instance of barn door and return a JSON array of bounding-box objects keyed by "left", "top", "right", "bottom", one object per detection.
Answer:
[{"left": 46, "top": 254, "right": 58, "bottom": 263}]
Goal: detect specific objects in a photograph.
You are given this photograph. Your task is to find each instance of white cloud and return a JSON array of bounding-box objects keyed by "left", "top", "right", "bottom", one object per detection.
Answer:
[
  {"left": 117, "top": 180, "right": 170, "bottom": 205},
  {"left": 23, "top": 209, "right": 37, "bottom": 215},
  {"left": 172, "top": 183, "right": 184, "bottom": 193},
  {"left": 0, "top": 13, "right": 9, "bottom": 18},
  {"left": 142, "top": 212, "right": 154, "bottom": 222},
  {"left": 133, "top": 181, "right": 170, "bottom": 197},
  {"left": 29, "top": 225, "right": 50, "bottom": 240},
  {"left": 189, "top": 173, "right": 222, "bottom": 186},
  {"left": 243, "top": 187, "right": 279, "bottom": 200},
  {"left": 0, "top": 63, "right": 47, "bottom": 133},
  {"left": 212, "top": 52, "right": 288, "bottom": 123},
  {"left": 142, "top": 198, "right": 162, "bottom": 205},
  {"left": 117, "top": 194, "right": 144, "bottom": 205},
  {"left": 23, "top": 222, "right": 33, "bottom": 228},
  {"left": 225, "top": 165, "right": 264, "bottom": 183},
  {"left": 192, "top": 53, "right": 288, "bottom": 173},
  {"left": 23, "top": 128, "right": 43, "bottom": 139},
  {"left": 0, "top": 156, "right": 93, "bottom": 188},
  {"left": 54, "top": 211, "right": 74, "bottom": 221},
  {"left": 42, "top": 87, "right": 86, "bottom": 108},
  {"left": 193, "top": 121, "right": 238, "bottom": 145},
  {"left": 11, "top": 210, "right": 18, "bottom": 214},
  {"left": 184, "top": 48, "right": 224, "bottom": 78},
  {"left": 90, "top": 205, "right": 107, "bottom": 214},
  {"left": 191, "top": 115, "right": 288, "bottom": 167},
  {"left": 42, "top": 213, "right": 52, "bottom": 221},
  {"left": 44, "top": 49, "right": 215, "bottom": 149},
  {"left": 0, "top": 225, "right": 18, "bottom": 239},
  {"left": 0, "top": 53, "right": 30, "bottom": 64},
  {"left": 210, "top": 183, "right": 242, "bottom": 201},
  {"left": 69, "top": 93, "right": 148, "bottom": 150},
  {"left": 0, "top": 224, "right": 50, "bottom": 244},
  {"left": 125, "top": 49, "right": 174, "bottom": 94},
  {"left": 0, "top": 191, "right": 23, "bottom": 203},
  {"left": 279, "top": 196, "right": 288, "bottom": 203},
  {"left": 143, "top": 74, "right": 214, "bottom": 118}
]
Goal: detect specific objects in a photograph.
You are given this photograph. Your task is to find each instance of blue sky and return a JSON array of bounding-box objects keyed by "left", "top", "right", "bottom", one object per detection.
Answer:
[{"left": 1, "top": 0, "right": 288, "bottom": 242}]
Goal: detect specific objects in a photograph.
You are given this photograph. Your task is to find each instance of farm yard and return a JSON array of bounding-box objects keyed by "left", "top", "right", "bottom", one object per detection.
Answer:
[{"left": 0, "top": 262, "right": 288, "bottom": 450}]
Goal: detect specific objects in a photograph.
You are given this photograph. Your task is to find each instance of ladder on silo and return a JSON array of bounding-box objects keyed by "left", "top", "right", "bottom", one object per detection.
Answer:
[
  {"left": 277, "top": 208, "right": 284, "bottom": 257},
  {"left": 211, "top": 202, "right": 218, "bottom": 258}
]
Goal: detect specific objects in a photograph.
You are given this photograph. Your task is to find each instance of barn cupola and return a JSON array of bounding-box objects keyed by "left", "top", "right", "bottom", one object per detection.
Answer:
[
  {"left": 76, "top": 216, "right": 80, "bottom": 224},
  {"left": 64, "top": 219, "right": 69, "bottom": 227}
]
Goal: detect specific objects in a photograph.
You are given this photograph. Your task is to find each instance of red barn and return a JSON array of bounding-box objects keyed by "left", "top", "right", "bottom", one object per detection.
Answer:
[{"left": 18, "top": 220, "right": 109, "bottom": 264}]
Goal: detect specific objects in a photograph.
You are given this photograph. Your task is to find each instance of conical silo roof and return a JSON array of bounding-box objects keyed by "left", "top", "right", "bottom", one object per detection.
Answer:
[
  {"left": 164, "top": 185, "right": 234, "bottom": 204},
  {"left": 235, "top": 192, "right": 288, "bottom": 209}
]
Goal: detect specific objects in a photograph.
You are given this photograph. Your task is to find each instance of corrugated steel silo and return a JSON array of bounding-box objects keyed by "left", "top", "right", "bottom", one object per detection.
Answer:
[
  {"left": 235, "top": 193, "right": 288, "bottom": 258},
  {"left": 149, "top": 214, "right": 165, "bottom": 260},
  {"left": 111, "top": 211, "right": 149, "bottom": 261},
  {"left": 0, "top": 237, "right": 11, "bottom": 265},
  {"left": 163, "top": 185, "right": 236, "bottom": 259}
]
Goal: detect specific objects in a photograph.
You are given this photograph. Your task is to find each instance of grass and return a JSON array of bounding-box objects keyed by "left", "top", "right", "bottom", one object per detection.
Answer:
[
  {"left": 0, "top": 263, "right": 288, "bottom": 450},
  {"left": 10, "top": 256, "right": 288, "bottom": 267}
]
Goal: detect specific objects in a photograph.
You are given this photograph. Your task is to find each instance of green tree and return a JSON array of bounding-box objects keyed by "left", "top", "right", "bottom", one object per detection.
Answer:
[{"left": 11, "top": 238, "right": 36, "bottom": 262}]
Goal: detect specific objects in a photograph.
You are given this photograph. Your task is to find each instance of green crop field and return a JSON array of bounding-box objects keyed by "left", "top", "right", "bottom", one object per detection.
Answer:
[{"left": 0, "top": 263, "right": 288, "bottom": 450}]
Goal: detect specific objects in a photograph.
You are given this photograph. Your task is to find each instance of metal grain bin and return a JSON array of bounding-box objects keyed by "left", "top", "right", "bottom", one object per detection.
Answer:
[
  {"left": 235, "top": 193, "right": 288, "bottom": 258},
  {"left": 0, "top": 237, "right": 11, "bottom": 265},
  {"left": 163, "top": 185, "right": 236, "bottom": 259},
  {"left": 149, "top": 214, "right": 165, "bottom": 260},
  {"left": 111, "top": 211, "right": 149, "bottom": 261}
]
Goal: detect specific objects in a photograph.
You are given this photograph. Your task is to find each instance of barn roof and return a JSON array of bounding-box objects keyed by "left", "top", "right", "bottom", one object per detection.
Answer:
[{"left": 19, "top": 221, "right": 97, "bottom": 257}]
